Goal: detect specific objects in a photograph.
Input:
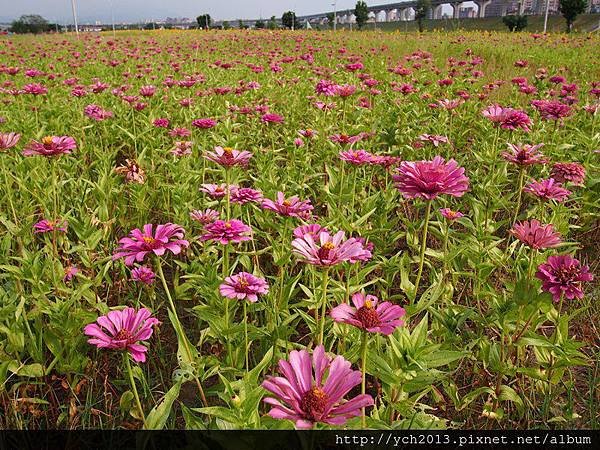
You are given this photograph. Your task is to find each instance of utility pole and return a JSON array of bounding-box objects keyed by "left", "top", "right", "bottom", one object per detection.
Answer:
[
  {"left": 110, "top": 0, "right": 116, "bottom": 38},
  {"left": 70, "top": 0, "right": 79, "bottom": 37},
  {"left": 543, "top": 0, "right": 550, "bottom": 33}
]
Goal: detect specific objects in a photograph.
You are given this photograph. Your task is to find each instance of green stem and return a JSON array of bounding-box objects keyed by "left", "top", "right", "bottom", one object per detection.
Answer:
[
  {"left": 317, "top": 268, "right": 330, "bottom": 346},
  {"left": 124, "top": 354, "right": 145, "bottom": 422},
  {"left": 0, "top": 156, "right": 18, "bottom": 224},
  {"left": 156, "top": 260, "right": 208, "bottom": 407},
  {"left": 512, "top": 167, "right": 526, "bottom": 225},
  {"left": 360, "top": 332, "right": 369, "bottom": 429},
  {"left": 243, "top": 300, "right": 249, "bottom": 372},
  {"left": 442, "top": 223, "right": 450, "bottom": 279},
  {"left": 224, "top": 168, "right": 231, "bottom": 221},
  {"left": 414, "top": 200, "right": 432, "bottom": 297}
]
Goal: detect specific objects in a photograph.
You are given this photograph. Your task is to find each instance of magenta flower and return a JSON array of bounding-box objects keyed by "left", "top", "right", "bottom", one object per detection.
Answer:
[
  {"left": 550, "top": 162, "right": 586, "bottom": 186},
  {"left": 192, "top": 118, "right": 217, "bottom": 129},
  {"left": 63, "top": 265, "right": 79, "bottom": 282},
  {"left": 262, "top": 192, "right": 314, "bottom": 218},
  {"left": 34, "top": 219, "right": 68, "bottom": 234},
  {"left": 536, "top": 255, "right": 593, "bottom": 302},
  {"left": 84, "top": 307, "right": 160, "bottom": 363},
  {"left": 22, "top": 136, "right": 76, "bottom": 157},
  {"left": 219, "top": 272, "right": 269, "bottom": 303},
  {"left": 169, "top": 127, "right": 191, "bottom": 137},
  {"left": 200, "top": 183, "right": 230, "bottom": 199},
  {"left": 230, "top": 187, "right": 263, "bottom": 204},
  {"left": 190, "top": 208, "right": 220, "bottom": 225},
  {"left": 339, "top": 149, "right": 375, "bottom": 165},
  {"left": 330, "top": 293, "right": 405, "bottom": 335},
  {"left": 84, "top": 104, "right": 113, "bottom": 121},
  {"left": 261, "top": 113, "right": 284, "bottom": 124},
  {"left": 439, "top": 208, "right": 464, "bottom": 221},
  {"left": 482, "top": 105, "right": 532, "bottom": 131},
  {"left": 292, "top": 230, "right": 366, "bottom": 267},
  {"left": 502, "top": 143, "right": 547, "bottom": 166},
  {"left": 153, "top": 118, "right": 170, "bottom": 128},
  {"left": 418, "top": 134, "right": 449, "bottom": 147},
  {"left": 393, "top": 156, "right": 469, "bottom": 200},
  {"left": 200, "top": 219, "right": 252, "bottom": 245},
  {"left": 293, "top": 224, "right": 328, "bottom": 239},
  {"left": 131, "top": 266, "right": 156, "bottom": 285},
  {"left": 524, "top": 178, "right": 571, "bottom": 203},
  {"left": 205, "top": 146, "right": 252, "bottom": 168},
  {"left": 0, "top": 132, "right": 20, "bottom": 150},
  {"left": 510, "top": 220, "right": 562, "bottom": 250},
  {"left": 531, "top": 99, "right": 572, "bottom": 121},
  {"left": 113, "top": 223, "right": 189, "bottom": 266},
  {"left": 261, "top": 345, "right": 373, "bottom": 429}
]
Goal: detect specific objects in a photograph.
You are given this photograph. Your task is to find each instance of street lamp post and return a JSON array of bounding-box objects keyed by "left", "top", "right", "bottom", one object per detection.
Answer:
[
  {"left": 70, "top": 0, "right": 79, "bottom": 37},
  {"left": 543, "top": 0, "right": 550, "bottom": 33},
  {"left": 333, "top": 1, "right": 337, "bottom": 31}
]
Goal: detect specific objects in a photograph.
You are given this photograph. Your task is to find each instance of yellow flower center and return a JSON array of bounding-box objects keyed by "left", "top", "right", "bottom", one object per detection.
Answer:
[
  {"left": 42, "top": 136, "right": 55, "bottom": 146},
  {"left": 322, "top": 242, "right": 335, "bottom": 250}
]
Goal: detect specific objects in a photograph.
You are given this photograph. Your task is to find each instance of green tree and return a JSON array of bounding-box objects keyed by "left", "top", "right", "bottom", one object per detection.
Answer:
[
  {"left": 326, "top": 12, "right": 335, "bottom": 29},
  {"left": 223, "top": 21, "right": 231, "bottom": 30},
  {"left": 502, "top": 14, "right": 528, "bottom": 31},
  {"left": 267, "top": 16, "right": 278, "bottom": 29},
  {"left": 282, "top": 11, "right": 297, "bottom": 29},
  {"left": 255, "top": 19, "right": 265, "bottom": 29},
  {"left": 415, "top": 0, "right": 431, "bottom": 32},
  {"left": 10, "top": 14, "right": 50, "bottom": 34},
  {"left": 196, "top": 14, "right": 211, "bottom": 29},
  {"left": 354, "top": 1, "right": 369, "bottom": 29},
  {"left": 238, "top": 19, "right": 246, "bottom": 29},
  {"left": 559, "top": 0, "right": 587, "bottom": 32}
]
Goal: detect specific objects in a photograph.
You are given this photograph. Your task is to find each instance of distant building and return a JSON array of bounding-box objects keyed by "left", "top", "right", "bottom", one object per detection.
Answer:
[{"left": 459, "top": 7, "right": 477, "bottom": 18}]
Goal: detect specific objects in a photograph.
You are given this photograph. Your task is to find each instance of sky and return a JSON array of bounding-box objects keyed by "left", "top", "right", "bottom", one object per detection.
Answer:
[{"left": 0, "top": 0, "right": 369, "bottom": 24}]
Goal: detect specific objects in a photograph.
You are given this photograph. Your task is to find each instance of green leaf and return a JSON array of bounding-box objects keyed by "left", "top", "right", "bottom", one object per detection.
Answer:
[
  {"left": 498, "top": 385, "right": 524, "bottom": 416},
  {"left": 143, "top": 379, "right": 182, "bottom": 430}
]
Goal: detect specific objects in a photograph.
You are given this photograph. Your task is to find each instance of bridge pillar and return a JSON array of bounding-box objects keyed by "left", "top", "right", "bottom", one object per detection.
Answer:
[
  {"left": 474, "top": 0, "right": 492, "bottom": 18},
  {"left": 433, "top": 4, "right": 444, "bottom": 19},
  {"left": 452, "top": 3, "right": 464, "bottom": 19}
]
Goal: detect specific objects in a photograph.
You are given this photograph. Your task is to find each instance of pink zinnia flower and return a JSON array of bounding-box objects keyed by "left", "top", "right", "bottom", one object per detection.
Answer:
[
  {"left": 298, "top": 129, "right": 318, "bottom": 139},
  {"left": 205, "top": 146, "right": 252, "bottom": 168},
  {"left": 131, "top": 266, "right": 156, "bottom": 285},
  {"left": 550, "top": 162, "right": 586, "bottom": 186},
  {"left": 393, "top": 156, "right": 469, "bottom": 200},
  {"left": 169, "top": 127, "right": 191, "bottom": 137},
  {"left": 293, "top": 224, "right": 328, "bottom": 239},
  {"left": 292, "top": 230, "right": 366, "bottom": 267},
  {"left": 63, "top": 265, "right": 79, "bottom": 282},
  {"left": 22, "top": 136, "right": 76, "bottom": 157},
  {"left": 200, "top": 183, "right": 230, "bottom": 199},
  {"left": 502, "top": 143, "right": 547, "bottom": 166},
  {"left": 418, "top": 134, "right": 449, "bottom": 147},
  {"left": 261, "top": 345, "right": 373, "bottom": 429},
  {"left": 439, "top": 208, "right": 464, "bottom": 221},
  {"left": 315, "top": 79, "right": 337, "bottom": 96},
  {"left": 84, "top": 307, "right": 160, "bottom": 363},
  {"left": 200, "top": 219, "right": 252, "bottom": 244},
  {"left": 531, "top": 99, "right": 572, "bottom": 121},
  {"left": 84, "top": 104, "right": 113, "bottom": 121},
  {"left": 190, "top": 208, "right": 220, "bottom": 225},
  {"left": 261, "top": 113, "right": 284, "bottom": 124},
  {"left": 139, "top": 85, "right": 156, "bottom": 97},
  {"left": 349, "top": 237, "right": 373, "bottom": 263},
  {"left": 330, "top": 292, "right": 405, "bottom": 335},
  {"left": 0, "top": 132, "right": 20, "bottom": 150},
  {"left": 171, "top": 141, "right": 192, "bottom": 157},
  {"left": 34, "top": 219, "right": 67, "bottom": 234},
  {"left": 482, "top": 105, "right": 532, "bottom": 131},
  {"left": 230, "top": 187, "right": 263, "bottom": 204},
  {"left": 219, "top": 272, "right": 269, "bottom": 302},
  {"left": 192, "top": 118, "right": 217, "bottom": 129},
  {"left": 524, "top": 178, "right": 571, "bottom": 203},
  {"left": 339, "top": 149, "right": 374, "bottom": 165},
  {"left": 510, "top": 220, "right": 562, "bottom": 250},
  {"left": 113, "top": 223, "right": 189, "bottom": 266},
  {"left": 153, "top": 118, "right": 170, "bottom": 128},
  {"left": 536, "top": 255, "right": 593, "bottom": 302},
  {"left": 262, "top": 192, "right": 313, "bottom": 218}
]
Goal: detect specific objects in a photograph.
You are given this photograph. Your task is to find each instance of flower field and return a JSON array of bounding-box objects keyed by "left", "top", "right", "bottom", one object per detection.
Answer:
[{"left": 0, "top": 29, "right": 598, "bottom": 430}]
